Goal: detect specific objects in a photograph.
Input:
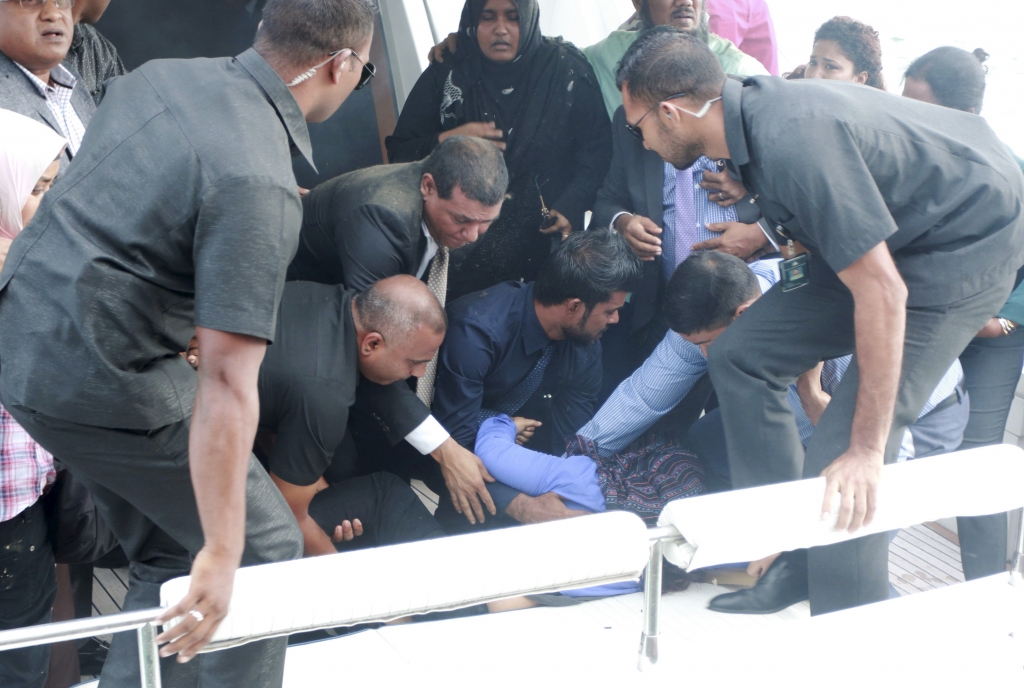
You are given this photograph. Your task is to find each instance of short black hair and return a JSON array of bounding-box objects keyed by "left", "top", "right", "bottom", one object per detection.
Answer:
[
  {"left": 353, "top": 278, "right": 447, "bottom": 347},
  {"left": 905, "top": 46, "right": 989, "bottom": 114},
  {"left": 813, "top": 16, "right": 885, "bottom": 90},
  {"left": 423, "top": 136, "right": 509, "bottom": 206},
  {"left": 534, "top": 230, "right": 643, "bottom": 313},
  {"left": 615, "top": 26, "right": 725, "bottom": 107},
  {"left": 255, "top": 0, "right": 377, "bottom": 69},
  {"left": 664, "top": 252, "right": 759, "bottom": 335}
]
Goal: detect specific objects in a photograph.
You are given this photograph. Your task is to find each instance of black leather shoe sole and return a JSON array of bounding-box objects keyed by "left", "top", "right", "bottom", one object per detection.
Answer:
[{"left": 707, "top": 590, "right": 808, "bottom": 615}]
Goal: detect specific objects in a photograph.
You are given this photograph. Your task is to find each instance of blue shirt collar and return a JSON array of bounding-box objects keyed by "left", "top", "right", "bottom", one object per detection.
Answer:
[{"left": 521, "top": 282, "right": 551, "bottom": 355}]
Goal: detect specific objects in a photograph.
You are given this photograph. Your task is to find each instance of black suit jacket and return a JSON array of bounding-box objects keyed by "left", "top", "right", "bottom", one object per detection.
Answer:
[
  {"left": 593, "top": 106, "right": 763, "bottom": 333},
  {"left": 286, "top": 162, "right": 434, "bottom": 449},
  {"left": 288, "top": 161, "right": 427, "bottom": 289}
]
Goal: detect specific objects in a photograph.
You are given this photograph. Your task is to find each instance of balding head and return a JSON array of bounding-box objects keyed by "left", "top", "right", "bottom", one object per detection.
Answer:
[{"left": 352, "top": 276, "right": 447, "bottom": 385}]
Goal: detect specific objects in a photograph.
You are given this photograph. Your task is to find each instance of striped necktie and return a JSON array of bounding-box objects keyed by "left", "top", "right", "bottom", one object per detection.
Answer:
[{"left": 416, "top": 246, "right": 449, "bottom": 407}]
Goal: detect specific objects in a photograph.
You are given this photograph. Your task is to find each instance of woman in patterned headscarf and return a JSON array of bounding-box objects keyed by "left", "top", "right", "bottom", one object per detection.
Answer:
[{"left": 386, "top": 0, "right": 611, "bottom": 300}]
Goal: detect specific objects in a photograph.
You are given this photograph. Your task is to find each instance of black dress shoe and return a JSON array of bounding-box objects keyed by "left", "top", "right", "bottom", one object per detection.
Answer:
[{"left": 708, "top": 550, "right": 809, "bottom": 614}]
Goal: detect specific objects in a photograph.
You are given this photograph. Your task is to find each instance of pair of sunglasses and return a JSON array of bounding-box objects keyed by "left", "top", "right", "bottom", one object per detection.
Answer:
[
  {"left": 287, "top": 49, "right": 376, "bottom": 90},
  {"left": 625, "top": 94, "right": 722, "bottom": 142},
  {"left": 349, "top": 51, "right": 377, "bottom": 91}
]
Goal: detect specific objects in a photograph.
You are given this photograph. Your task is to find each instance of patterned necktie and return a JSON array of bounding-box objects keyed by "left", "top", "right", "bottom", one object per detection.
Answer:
[
  {"left": 416, "top": 246, "right": 449, "bottom": 407},
  {"left": 486, "top": 343, "right": 555, "bottom": 418},
  {"left": 673, "top": 165, "right": 698, "bottom": 269}
]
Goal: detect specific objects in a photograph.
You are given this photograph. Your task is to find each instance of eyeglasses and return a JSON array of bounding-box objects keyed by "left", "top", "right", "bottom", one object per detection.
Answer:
[
  {"left": 286, "top": 48, "right": 376, "bottom": 89},
  {"left": 625, "top": 94, "right": 723, "bottom": 142},
  {"left": 0, "top": 0, "right": 74, "bottom": 9}
]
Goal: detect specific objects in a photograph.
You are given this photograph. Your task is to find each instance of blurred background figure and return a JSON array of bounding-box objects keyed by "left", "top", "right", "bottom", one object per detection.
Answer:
[
  {"left": 66, "top": 0, "right": 125, "bottom": 104},
  {"left": 706, "top": 0, "right": 778, "bottom": 74},
  {"left": 0, "top": 108, "right": 65, "bottom": 688},
  {"left": 786, "top": 15, "right": 885, "bottom": 90},
  {"left": 903, "top": 45, "right": 1024, "bottom": 581}
]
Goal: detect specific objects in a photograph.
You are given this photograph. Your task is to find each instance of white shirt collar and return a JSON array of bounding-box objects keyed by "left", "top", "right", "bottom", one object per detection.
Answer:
[
  {"left": 416, "top": 221, "right": 440, "bottom": 280},
  {"left": 15, "top": 62, "right": 77, "bottom": 96}
]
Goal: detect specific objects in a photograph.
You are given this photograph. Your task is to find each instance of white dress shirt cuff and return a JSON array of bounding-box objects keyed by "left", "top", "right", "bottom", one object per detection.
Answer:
[
  {"left": 757, "top": 218, "right": 780, "bottom": 251},
  {"left": 609, "top": 211, "right": 632, "bottom": 232},
  {"left": 404, "top": 415, "right": 450, "bottom": 454}
]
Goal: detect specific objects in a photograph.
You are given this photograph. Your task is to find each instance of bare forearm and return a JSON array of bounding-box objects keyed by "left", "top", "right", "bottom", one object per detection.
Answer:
[
  {"left": 847, "top": 298, "right": 905, "bottom": 450},
  {"left": 848, "top": 271, "right": 907, "bottom": 455},
  {"left": 189, "top": 376, "right": 259, "bottom": 562},
  {"left": 297, "top": 515, "right": 336, "bottom": 557}
]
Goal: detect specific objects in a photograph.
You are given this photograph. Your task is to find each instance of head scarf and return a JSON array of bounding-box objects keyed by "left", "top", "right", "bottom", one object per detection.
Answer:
[
  {"left": 444, "top": 0, "right": 545, "bottom": 133},
  {"left": 0, "top": 110, "right": 66, "bottom": 240}
]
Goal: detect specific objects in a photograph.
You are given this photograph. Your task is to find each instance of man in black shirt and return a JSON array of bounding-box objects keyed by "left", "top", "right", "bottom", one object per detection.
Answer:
[
  {"left": 616, "top": 28, "right": 1024, "bottom": 615},
  {"left": 66, "top": 0, "right": 125, "bottom": 104},
  {"left": 257, "top": 277, "right": 446, "bottom": 556},
  {"left": 0, "top": 0, "right": 378, "bottom": 684}
]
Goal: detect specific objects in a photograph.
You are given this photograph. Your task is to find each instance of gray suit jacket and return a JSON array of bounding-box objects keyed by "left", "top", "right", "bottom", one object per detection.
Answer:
[
  {"left": 593, "top": 106, "right": 762, "bottom": 334},
  {"left": 0, "top": 51, "right": 97, "bottom": 172}
]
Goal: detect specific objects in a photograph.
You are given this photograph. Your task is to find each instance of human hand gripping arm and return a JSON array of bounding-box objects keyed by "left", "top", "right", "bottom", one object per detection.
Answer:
[
  {"left": 155, "top": 327, "right": 268, "bottom": 662},
  {"left": 430, "top": 437, "right": 496, "bottom": 524},
  {"left": 823, "top": 243, "right": 907, "bottom": 532}
]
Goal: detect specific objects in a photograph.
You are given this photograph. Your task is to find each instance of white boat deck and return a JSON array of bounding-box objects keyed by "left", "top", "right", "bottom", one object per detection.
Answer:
[{"left": 273, "top": 574, "right": 1023, "bottom": 687}]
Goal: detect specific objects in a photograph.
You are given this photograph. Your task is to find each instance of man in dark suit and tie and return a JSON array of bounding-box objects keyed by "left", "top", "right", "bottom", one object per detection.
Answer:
[
  {"left": 592, "top": 96, "right": 776, "bottom": 416},
  {"left": 0, "top": 0, "right": 96, "bottom": 169},
  {"left": 289, "top": 135, "right": 513, "bottom": 527}
]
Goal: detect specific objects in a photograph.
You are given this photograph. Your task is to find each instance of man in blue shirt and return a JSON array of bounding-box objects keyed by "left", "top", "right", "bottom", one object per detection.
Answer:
[
  {"left": 473, "top": 253, "right": 966, "bottom": 614},
  {"left": 432, "top": 230, "right": 642, "bottom": 529}
]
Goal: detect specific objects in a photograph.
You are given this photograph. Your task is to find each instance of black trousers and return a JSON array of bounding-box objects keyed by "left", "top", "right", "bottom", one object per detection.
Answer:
[
  {"left": 0, "top": 499, "right": 56, "bottom": 688},
  {"left": 708, "top": 257, "right": 1012, "bottom": 615},
  {"left": 4, "top": 405, "right": 303, "bottom": 688},
  {"left": 955, "top": 330, "right": 1024, "bottom": 579},
  {"left": 308, "top": 472, "right": 445, "bottom": 550}
]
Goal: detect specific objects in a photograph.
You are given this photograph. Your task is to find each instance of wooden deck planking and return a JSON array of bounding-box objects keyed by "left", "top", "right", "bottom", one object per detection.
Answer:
[
  {"left": 900, "top": 527, "right": 965, "bottom": 570},
  {"left": 888, "top": 523, "right": 964, "bottom": 596},
  {"left": 890, "top": 542, "right": 963, "bottom": 586}
]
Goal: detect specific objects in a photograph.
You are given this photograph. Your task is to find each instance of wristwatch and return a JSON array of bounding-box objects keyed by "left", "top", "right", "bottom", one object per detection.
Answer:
[{"left": 998, "top": 318, "right": 1018, "bottom": 336}]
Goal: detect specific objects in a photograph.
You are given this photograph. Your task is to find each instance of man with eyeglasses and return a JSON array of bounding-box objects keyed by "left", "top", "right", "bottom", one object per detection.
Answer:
[
  {"left": 0, "top": 1, "right": 376, "bottom": 686},
  {"left": 616, "top": 27, "right": 1024, "bottom": 616},
  {"left": 587, "top": 1, "right": 774, "bottom": 403},
  {"left": 0, "top": 0, "right": 96, "bottom": 169}
]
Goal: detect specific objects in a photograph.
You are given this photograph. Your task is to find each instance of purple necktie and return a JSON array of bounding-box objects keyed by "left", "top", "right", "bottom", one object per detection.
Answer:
[{"left": 674, "top": 165, "right": 698, "bottom": 268}]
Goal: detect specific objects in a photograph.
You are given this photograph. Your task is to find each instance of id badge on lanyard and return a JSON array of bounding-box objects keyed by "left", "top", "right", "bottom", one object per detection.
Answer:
[{"left": 777, "top": 227, "right": 811, "bottom": 292}]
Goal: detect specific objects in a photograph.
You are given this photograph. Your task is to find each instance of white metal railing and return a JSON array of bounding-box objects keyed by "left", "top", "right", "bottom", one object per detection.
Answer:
[{"left": 2, "top": 447, "right": 1023, "bottom": 685}]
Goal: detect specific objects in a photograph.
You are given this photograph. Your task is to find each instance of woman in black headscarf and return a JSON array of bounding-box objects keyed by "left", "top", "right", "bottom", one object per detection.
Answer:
[{"left": 385, "top": 0, "right": 612, "bottom": 300}]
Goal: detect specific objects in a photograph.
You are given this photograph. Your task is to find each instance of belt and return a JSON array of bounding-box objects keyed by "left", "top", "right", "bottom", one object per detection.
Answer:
[{"left": 920, "top": 381, "right": 965, "bottom": 419}]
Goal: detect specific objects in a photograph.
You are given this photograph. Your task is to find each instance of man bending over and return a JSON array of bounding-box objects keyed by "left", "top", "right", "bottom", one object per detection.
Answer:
[{"left": 257, "top": 277, "right": 447, "bottom": 556}]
